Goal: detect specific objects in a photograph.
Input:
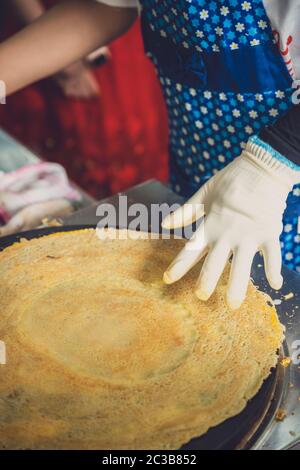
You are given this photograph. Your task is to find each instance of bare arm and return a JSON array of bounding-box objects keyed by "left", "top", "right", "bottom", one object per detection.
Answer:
[
  {"left": 0, "top": 0, "right": 137, "bottom": 95},
  {"left": 9, "top": 0, "right": 45, "bottom": 24}
]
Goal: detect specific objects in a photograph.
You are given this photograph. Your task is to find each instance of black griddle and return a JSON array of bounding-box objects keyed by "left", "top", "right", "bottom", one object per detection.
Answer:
[{"left": 1, "top": 180, "right": 299, "bottom": 450}]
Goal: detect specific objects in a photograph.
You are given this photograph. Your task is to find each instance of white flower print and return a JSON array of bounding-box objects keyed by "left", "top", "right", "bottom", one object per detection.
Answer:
[
  {"left": 236, "top": 23, "right": 245, "bottom": 33},
  {"left": 200, "top": 9, "right": 209, "bottom": 20},
  {"left": 293, "top": 188, "right": 300, "bottom": 196},
  {"left": 269, "top": 108, "right": 279, "bottom": 117},
  {"left": 242, "top": 2, "right": 251, "bottom": 11},
  {"left": 220, "top": 6, "right": 229, "bottom": 16},
  {"left": 204, "top": 91, "right": 212, "bottom": 99},
  {"left": 284, "top": 224, "right": 293, "bottom": 233},
  {"left": 258, "top": 20, "right": 267, "bottom": 29},
  {"left": 249, "top": 110, "right": 258, "bottom": 118}
]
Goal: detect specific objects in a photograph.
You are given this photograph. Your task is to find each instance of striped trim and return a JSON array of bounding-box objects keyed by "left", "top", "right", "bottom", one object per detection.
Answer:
[{"left": 249, "top": 135, "right": 300, "bottom": 172}]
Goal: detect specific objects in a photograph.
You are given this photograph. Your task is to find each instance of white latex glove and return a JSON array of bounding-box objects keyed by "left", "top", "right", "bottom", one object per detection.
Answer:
[
  {"left": 162, "top": 137, "right": 300, "bottom": 310},
  {"left": 0, "top": 199, "right": 73, "bottom": 237}
]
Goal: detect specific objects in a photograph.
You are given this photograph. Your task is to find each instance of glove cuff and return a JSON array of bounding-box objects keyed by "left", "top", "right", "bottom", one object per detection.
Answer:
[{"left": 246, "top": 136, "right": 300, "bottom": 188}]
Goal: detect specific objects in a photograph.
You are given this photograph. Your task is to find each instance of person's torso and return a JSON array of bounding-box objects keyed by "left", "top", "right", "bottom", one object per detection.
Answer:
[{"left": 139, "top": 0, "right": 298, "bottom": 213}]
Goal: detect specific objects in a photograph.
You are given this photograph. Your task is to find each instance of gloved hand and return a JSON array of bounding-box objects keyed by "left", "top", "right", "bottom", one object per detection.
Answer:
[
  {"left": 162, "top": 136, "right": 300, "bottom": 309},
  {"left": 0, "top": 199, "right": 73, "bottom": 237}
]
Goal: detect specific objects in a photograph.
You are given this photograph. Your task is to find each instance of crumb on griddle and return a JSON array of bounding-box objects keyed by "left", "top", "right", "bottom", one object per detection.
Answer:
[
  {"left": 284, "top": 292, "right": 294, "bottom": 301},
  {"left": 42, "top": 218, "right": 63, "bottom": 227},
  {"left": 280, "top": 357, "right": 292, "bottom": 368},
  {"left": 275, "top": 409, "right": 287, "bottom": 422}
]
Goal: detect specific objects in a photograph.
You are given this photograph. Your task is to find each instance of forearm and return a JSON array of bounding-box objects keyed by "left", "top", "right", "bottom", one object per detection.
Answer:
[
  {"left": 259, "top": 105, "right": 300, "bottom": 168},
  {"left": 0, "top": 0, "right": 137, "bottom": 95},
  {"left": 10, "top": 0, "right": 45, "bottom": 24}
]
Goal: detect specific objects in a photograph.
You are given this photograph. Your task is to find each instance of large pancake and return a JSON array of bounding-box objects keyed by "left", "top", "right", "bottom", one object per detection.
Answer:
[{"left": 0, "top": 229, "right": 283, "bottom": 450}]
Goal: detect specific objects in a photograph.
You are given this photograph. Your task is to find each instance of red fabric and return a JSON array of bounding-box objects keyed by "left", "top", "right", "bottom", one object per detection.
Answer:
[{"left": 0, "top": 9, "right": 169, "bottom": 199}]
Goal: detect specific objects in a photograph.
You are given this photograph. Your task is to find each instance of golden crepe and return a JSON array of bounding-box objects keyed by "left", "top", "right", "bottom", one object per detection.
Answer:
[{"left": 0, "top": 229, "right": 283, "bottom": 450}]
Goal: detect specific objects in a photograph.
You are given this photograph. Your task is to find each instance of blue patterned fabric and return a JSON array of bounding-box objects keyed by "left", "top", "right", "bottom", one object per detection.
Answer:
[
  {"left": 281, "top": 209, "right": 300, "bottom": 273},
  {"left": 139, "top": 0, "right": 300, "bottom": 273}
]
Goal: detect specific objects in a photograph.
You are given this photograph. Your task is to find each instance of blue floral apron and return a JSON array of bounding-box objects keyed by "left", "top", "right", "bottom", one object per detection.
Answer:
[{"left": 139, "top": 0, "right": 300, "bottom": 273}]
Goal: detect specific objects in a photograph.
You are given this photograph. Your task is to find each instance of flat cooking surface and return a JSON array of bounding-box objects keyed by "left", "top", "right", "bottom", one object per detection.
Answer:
[{"left": 1, "top": 180, "right": 299, "bottom": 449}]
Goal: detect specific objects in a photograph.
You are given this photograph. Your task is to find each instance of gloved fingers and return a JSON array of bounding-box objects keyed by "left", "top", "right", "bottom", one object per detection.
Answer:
[
  {"left": 262, "top": 240, "right": 283, "bottom": 291},
  {"left": 162, "top": 184, "right": 209, "bottom": 230},
  {"left": 227, "top": 245, "right": 257, "bottom": 310},
  {"left": 161, "top": 202, "right": 204, "bottom": 231},
  {"left": 196, "top": 242, "right": 231, "bottom": 301},
  {"left": 163, "top": 234, "right": 208, "bottom": 285}
]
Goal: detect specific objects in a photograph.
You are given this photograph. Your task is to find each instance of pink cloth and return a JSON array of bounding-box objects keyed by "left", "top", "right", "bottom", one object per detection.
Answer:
[{"left": 0, "top": 162, "right": 81, "bottom": 224}]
